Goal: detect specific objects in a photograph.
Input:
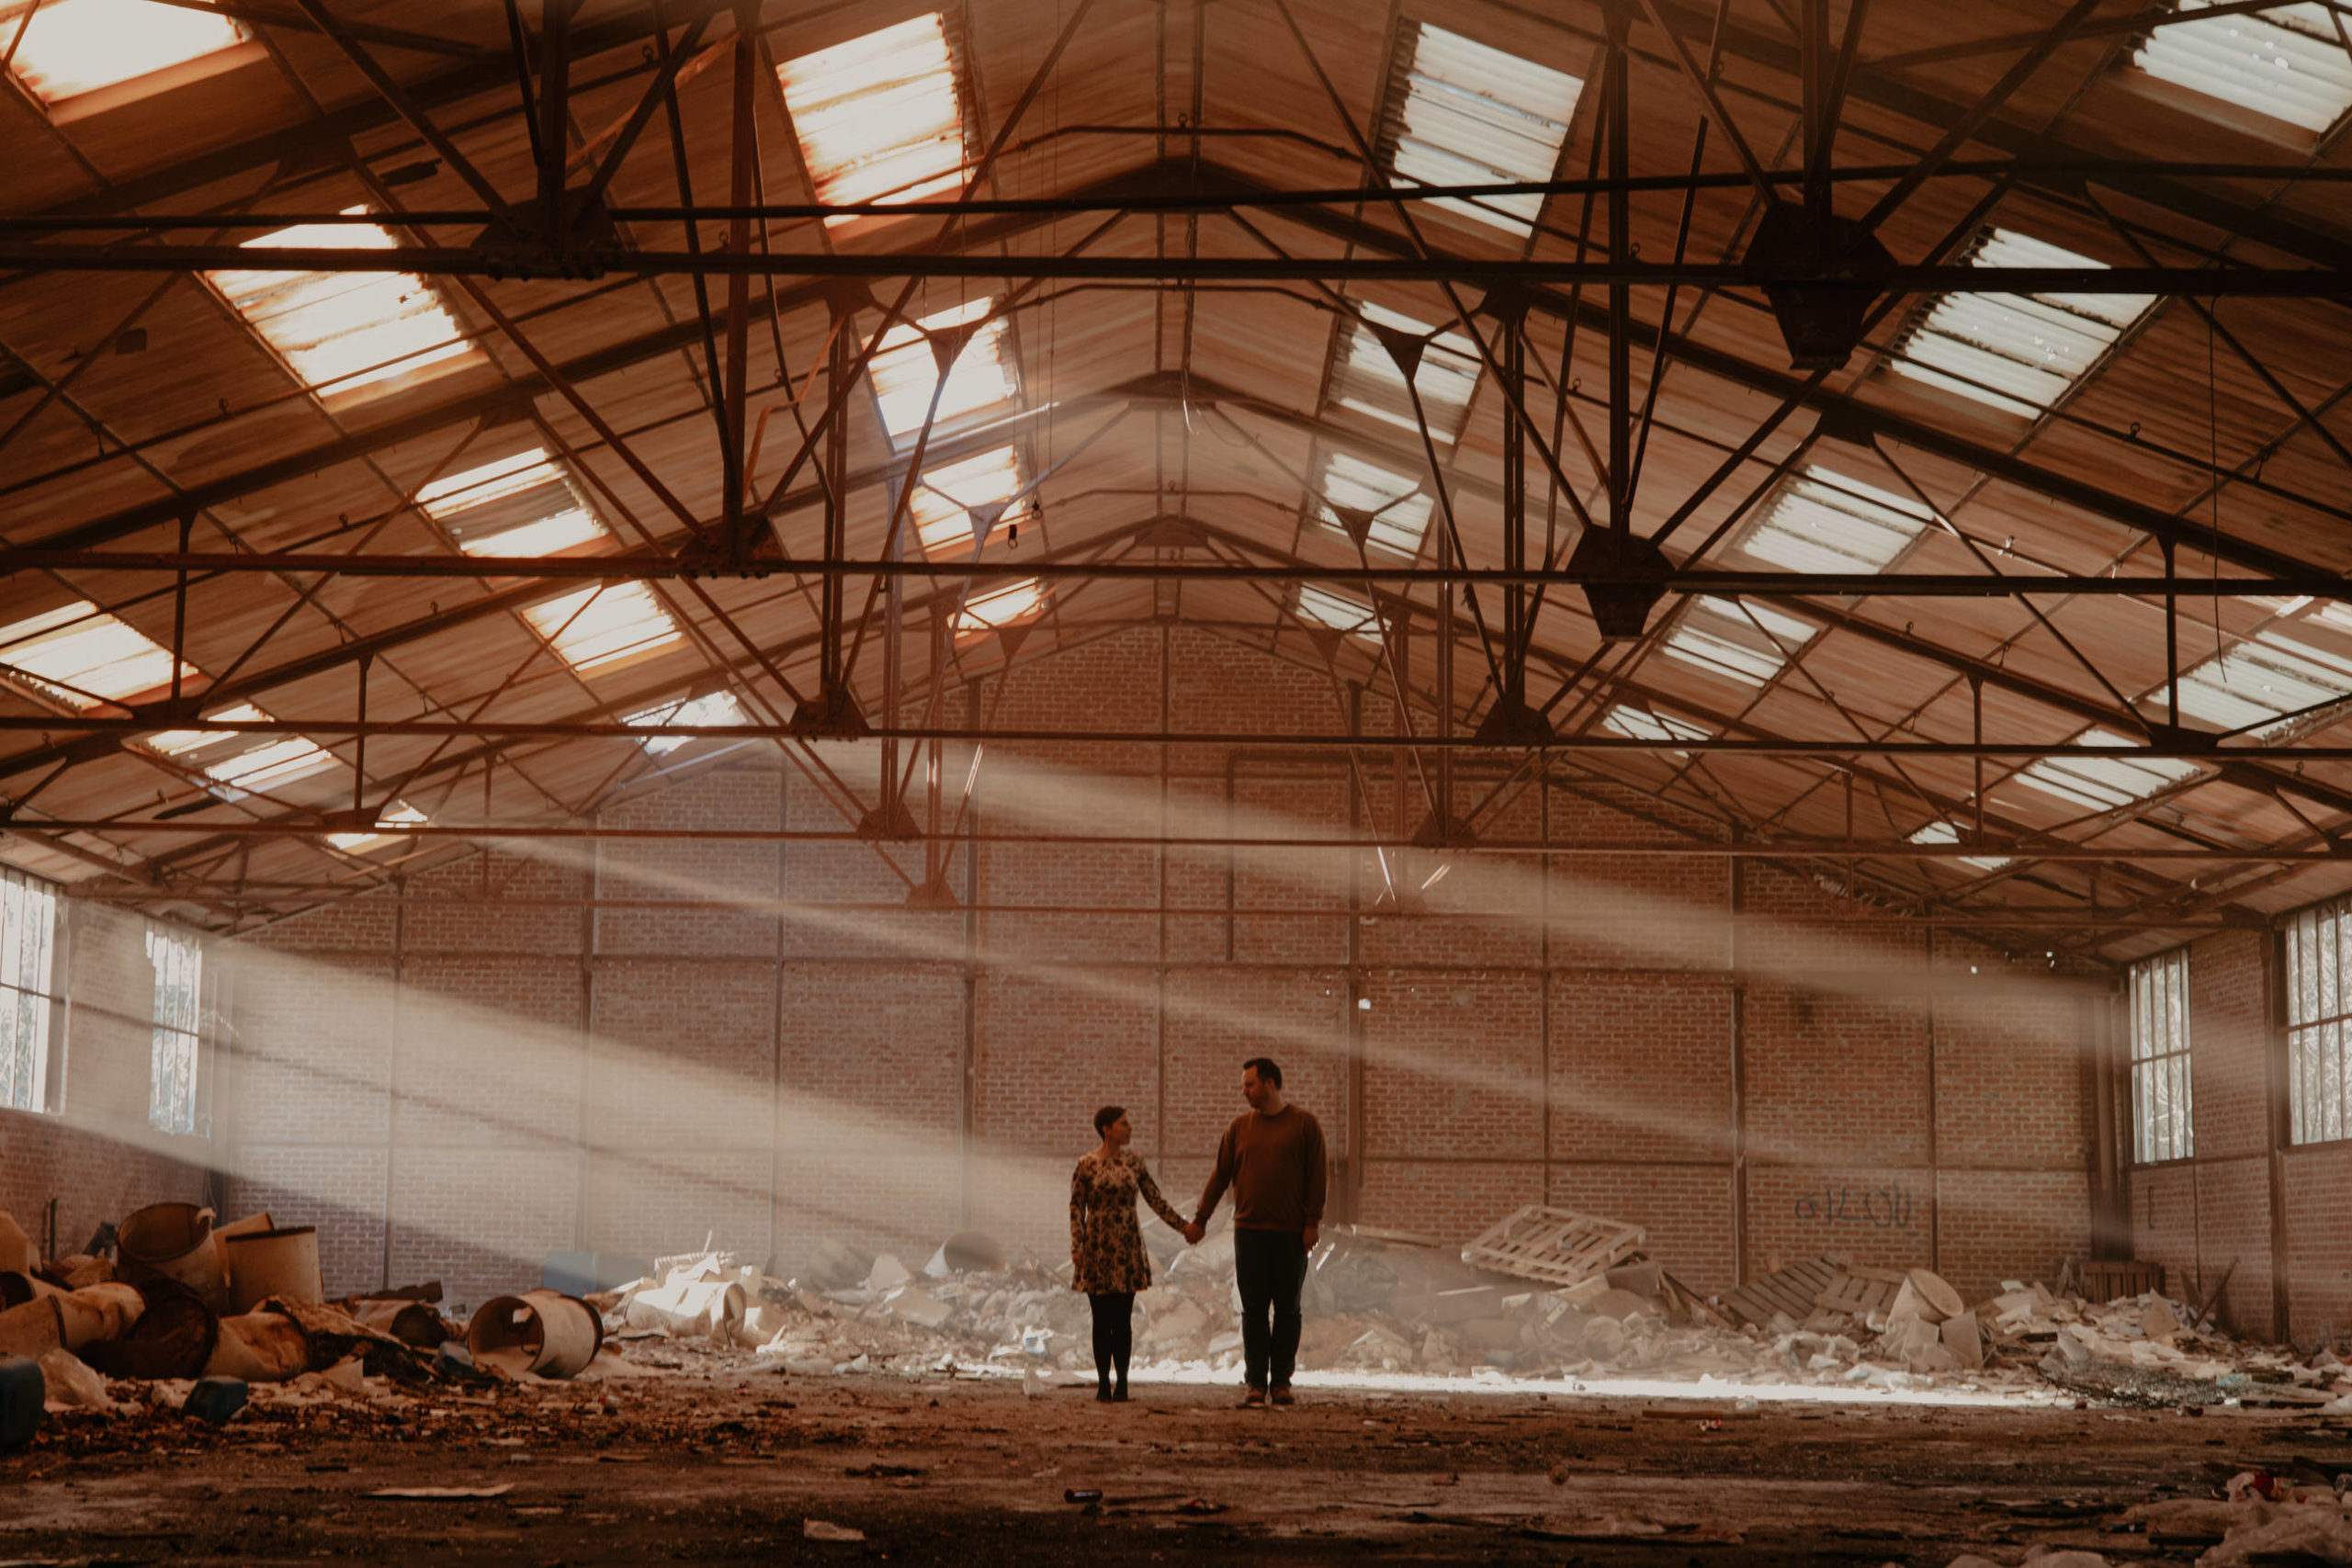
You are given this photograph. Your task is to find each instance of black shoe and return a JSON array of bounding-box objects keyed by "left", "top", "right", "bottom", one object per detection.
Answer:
[
  {"left": 1112, "top": 1385, "right": 1129, "bottom": 1403},
  {"left": 1095, "top": 1384, "right": 1112, "bottom": 1403}
]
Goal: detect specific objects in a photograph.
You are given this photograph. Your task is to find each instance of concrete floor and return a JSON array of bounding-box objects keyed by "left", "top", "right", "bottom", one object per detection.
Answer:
[{"left": 1, "top": 1369, "right": 2335, "bottom": 1563}]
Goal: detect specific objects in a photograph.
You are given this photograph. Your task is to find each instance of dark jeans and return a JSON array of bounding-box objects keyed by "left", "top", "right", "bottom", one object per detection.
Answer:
[
  {"left": 1232, "top": 1227, "right": 1307, "bottom": 1391},
  {"left": 1087, "top": 1292, "right": 1134, "bottom": 1387}
]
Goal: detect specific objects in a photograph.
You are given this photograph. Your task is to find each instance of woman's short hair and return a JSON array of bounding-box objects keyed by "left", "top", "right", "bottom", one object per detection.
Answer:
[{"left": 1093, "top": 1104, "right": 1126, "bottom": 1135}]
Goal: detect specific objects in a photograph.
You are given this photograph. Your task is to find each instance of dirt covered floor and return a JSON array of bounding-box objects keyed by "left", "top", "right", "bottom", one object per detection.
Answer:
[{"left": 4, "top": 1370, "right": 2344, "bottom": 1565}]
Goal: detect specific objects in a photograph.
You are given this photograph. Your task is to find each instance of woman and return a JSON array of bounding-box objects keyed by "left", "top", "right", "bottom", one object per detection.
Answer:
[{"left": 1069, "top": 1105, "right": 1188, "bottom": 1403}]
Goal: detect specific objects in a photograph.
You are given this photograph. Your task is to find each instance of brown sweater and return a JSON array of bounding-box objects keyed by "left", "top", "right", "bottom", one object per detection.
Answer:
[{"left": 1194, "top": 1105, "right": 1328, "bottom": 1233}]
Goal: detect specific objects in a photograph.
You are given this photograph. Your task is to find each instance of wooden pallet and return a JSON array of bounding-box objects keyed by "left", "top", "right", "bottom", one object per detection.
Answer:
[
  {"left": 2066, "top": 1259, "right": 2165, "bottom": 1302},
  {"left": 1459, "top": 1205, "right": 1645, "bottom": 1287},
  {"left": 1719, "top": 1256, "right": 1845, "bottom": 1329},
  {"left": 1815, "top": 1266, "right": 1908, "bottom": 1318}
]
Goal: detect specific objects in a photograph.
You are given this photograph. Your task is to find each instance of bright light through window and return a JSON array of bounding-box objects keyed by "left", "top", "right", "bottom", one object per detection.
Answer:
[
  {"left": 954, "top": 578, "right": 1045, "bottom": 636},
  {"left": 869, "top": 297, "right": 1019, "bottom": 446},
  {"left": 777, "top": 12, "right": 968, "bottom": 223},
  {"left": 0, "top": 601, "right": 193, "bottom": 712},
  {"left": 1328, "top": 301, "right": 1481, "bottom": 444},
  {"left": 625, "top": 691, "right": 748, "bottom": 757},
  {"left": 417, "top": 448, "right": 606, "bottom": 557},
  {"left": 525, "top": 583, "right": 683, "bottom": 676},
  {"left": 4, "top": 0, "right": 245, "bottom": 105},
  {"left": 330, "top": 802, "right": 427, "bottom": 853},
  {"left": 1377, "top": 23, "right": 1583, "bottom": 236},
  {"left": 203, "top": 737, "right": 335, "bottom": 793},
  {"left": 1295, "top": 583, "right": 1379, "bottom": 638},
  {"left": 1907, "top": 819, "right": 2011, "bottom": 871},
  {"left": 1314, "top": 448, "right": 1434, "bottom": 558},
  {"left": 209, "top": 206, "right": 478, "bottom": 402},
  {"left": 2165, "top": 632, "right": 2352, "bottom": 736},
  {"left": 2136, "top": 0, "right": 2352, "bottom": 134},
  {"left": 1601, "top": 705, "right": 1710, "bottom": 748},
  {"left": 2018, "top": 727, "right": 2202, "bottom": 811},
  {"left": 1743, "top": 468, "right": 1933, "bottom": 574},
  {"left": 1661, "top": 598, "right": 1817, "bottom": 687},
  {"left": 909, "top": 445, "right": 1023, "bottom": 555},
  {"left": 1890, "top": 229, "right": 2154, "bottom": 417}
]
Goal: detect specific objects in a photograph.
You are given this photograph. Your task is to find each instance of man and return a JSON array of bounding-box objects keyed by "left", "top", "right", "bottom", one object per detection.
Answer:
[{"left": 1186, "top": 1056, "right": 1327, "bottom": 1408}]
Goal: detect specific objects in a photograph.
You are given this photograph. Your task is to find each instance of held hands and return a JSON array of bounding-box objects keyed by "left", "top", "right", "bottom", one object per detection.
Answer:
[
  {"left": 1182, "top": 1221, "right": 1204, "bottom": 1245},
  {"left": 1302, "top": 1224, "right": 1318, "bottom": 1251}
]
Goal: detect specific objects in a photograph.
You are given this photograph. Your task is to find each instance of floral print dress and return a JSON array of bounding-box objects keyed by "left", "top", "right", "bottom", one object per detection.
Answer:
[{"left": 1069, "top": 1148, "right": 1187, "bottom": 1295}]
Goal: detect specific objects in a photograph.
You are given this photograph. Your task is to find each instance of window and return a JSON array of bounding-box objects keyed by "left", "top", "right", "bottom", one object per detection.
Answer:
[
  {"left": 2165, "top": 632, "right": 2352, "bottom": 736},
  {"left": 907, "top": 445, "right": 1023, "bottom": 555},
  {"left": 3, "top": 0, "right": 246, "bottom": 107},
  {"left": 1906, "top": 820, "right": 2010, "bottom": 871},
  {"left": 525, "top": 583, "right": 684, "bottom": 676},
  {"left": 145, "top": 923, "right": 202, "bottom": 1136},
  {"left": 776, "top": 12, "right": 968, "bottom": 223},
  {"left": 2285, "top": 895, "right": 2352, "bottom": 1143},
  {"left": 328, "top": 801, "right": 426, "bottom": 853},
  {"left": 1660, "top": 598, "right": 1817, "bottom": 686},
  {"left": 1376, "top": 23, "right": 1583, "bottom": 236},
  {"left": 1889, "top": 229, "right": 2154, "bottom": 417},
  {"left": 954, "top": 578, "right": 1044, "bottom": 636},
  {"left": 2130, "top": 948, "right": 2193, "bottom": 1163},
  {"left": 1327, "top": 301, "right": 1481, "bottom": 444},
  {"left": 1313, "top": 448, "right": 1435, "bottom": 558},
  {"left": 208, "top": 206, "right": 478, "bottom": 402},
  {"left": 1295, "top": 583, "right": 1380, "bottom": 638},
  {"left": 867, "top": 297, "right": 1019, "bottom": 446},
  {"left": 2017, "top": 727, "right": 2202, "bottom": 811},
  {"left": 1742, "top": 468, "right": 1933, "bottom": 574},
  {"left": 0, "top": 865, "right": 59, "bottom": 1115},
  {"left": 417, "top": 448, "right": 605, "bottom": 558},
  {"left": 2135, "top": 1, "right": 2352, "bottom": 134},
  {"left": 624, "top": 691, "right": 748, "bottom": 758},
  {"left": 0, "top": 600, "right": 193, "bottom": 713}
]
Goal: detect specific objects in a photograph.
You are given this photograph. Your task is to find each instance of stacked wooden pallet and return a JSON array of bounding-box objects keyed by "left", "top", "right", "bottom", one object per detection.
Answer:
[
  {"left": 1459, "top": 1206, "right": 1646, "bottom": 1288},
  {"left": 1718, "top": 1256, "right": 1845, "bottom": 1329}
]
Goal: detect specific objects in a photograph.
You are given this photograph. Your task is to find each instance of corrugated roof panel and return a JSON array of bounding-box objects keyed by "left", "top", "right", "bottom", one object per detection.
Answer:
[
  {"left": 954, "top": 578, "right": 1045, "bottom": 634},
  {"left": 329, "top": 801, "right": 427, "bottom": 853},
  {"left": 1908, "top": 819, "right": 2011, "bottom": 870},
  {"left": 524, "top": 583, "right": 683, "bottom": 676},
  {"left": 5, "top": 0, "right": 244, "bottom": 104},
  {"left": 625, "top": 692, "right": 747, "bottom": 758},
  {"left": 0, "top": 601, "right": 193, "bottom": 711},
  {"left": 777, "top": 13, "right": 968, "bottom": 220},
  {"left": 869, "top": 297, "right": 1019, "bottom": 446},
  {"left": 1742, "top": 468, "right": 1933, "bottom": 574},
  {"left": 2168, "top": 632, "right": 2352, "bottom": 734},
  {"left": 909, "top": 445, "right": 1023, "bottom": 555},
  {"left": 1600, "top": 705, "right": 1708, "bottom": 746},
  {"left": 418, "top": 448, "right": 607, "bottom": 558},
  {"left": 1890, "top": 229, "right": 2154, "bottom": 417},
  {"left": 2136, "top": 1, "right": 2352, "bottom": 133},
  {"left": 1295, "top": 583, "right": 1378, "bottom": 637},
  {"left": 1380, "top": 23, "right": 1583, "bottom": 235},
  {"left": 2018, "top": 728, "right": 2202, "bottom": 810},
  {"left": 1314, "top": 448, "right": 1435, "bottom": 558},
  {"left": 1661, "top": 598, "right": 1816, "bottom": 686},
  {"left": 1328, "top": 301, "right": 1481, "bottom": 445}
]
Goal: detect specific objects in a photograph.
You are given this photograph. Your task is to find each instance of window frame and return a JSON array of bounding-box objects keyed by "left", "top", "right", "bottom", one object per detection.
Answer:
[
  {"left": 2129, "top": 947, "right": 2195, "bottom": 1165},
  {"left": 2284, "top": 894, "right": 2352, "bottom": 1147},
  {"left": 144, "top": 920, "right": 209, "bottom": 1138},
  {"left": 0, "top": 863, "right": 63, "bottom": 1117}
]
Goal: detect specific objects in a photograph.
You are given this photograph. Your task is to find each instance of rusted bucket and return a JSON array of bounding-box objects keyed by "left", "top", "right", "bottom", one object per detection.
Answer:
[
  {"left": 77, "top": 1280, "right": 216, "bottom": 1380},
  {"left": 223, "top": 1227, "right": 322, "bottom": 1313},
  {"left": 0, "top": 1297, "right": 62, "bottom": 1359},
  {"left": 466, "top": 1290, "right": 602, "bottom": 1379},
  {"left": 209, "top": 1211, "right": 274, "bottom": 1281},
  {"left": 118, "top": 1203, "right": 222, "bottom": 1307},
  {"left": 348, "top": 1299, "right": 448, "bottom": 1348},
  {"left": 204, "top": 1311, "right": 308, "bottom": 1382}
]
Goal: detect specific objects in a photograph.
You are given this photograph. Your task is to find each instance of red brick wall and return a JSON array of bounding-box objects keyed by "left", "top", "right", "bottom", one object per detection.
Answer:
[{"left": 219, "top": 626, "right": 2101, "bottom": 1307}]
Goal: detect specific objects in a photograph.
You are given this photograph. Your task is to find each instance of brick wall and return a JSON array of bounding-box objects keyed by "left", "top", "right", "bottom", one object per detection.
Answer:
[{"left": 220, "top": 626, "right": 2101, "bottom": 1308}]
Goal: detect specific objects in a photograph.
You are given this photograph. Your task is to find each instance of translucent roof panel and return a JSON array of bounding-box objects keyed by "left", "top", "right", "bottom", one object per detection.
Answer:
[
  {"left": 524, "top": 583, "right": 683, "bottom": 676},
  {"left": 868, "top": 297, "right": 1019, "bottom": 446},
  {"left": 1378, "top": 23, "right": 1583, "bottom": 236},
  {"left": 208, "top": 207, "right": 477, "bottom": 403},
  {"left": 4, "top": 0, "right": 244, "bottom": 105},
  {"left": 626, "top": 691, "right": 749, "bottom": 758},
  {"left": 1600, "top": 705, "right": 1709, "bottom": 747},
  {"left": 330, "top": 802, "right": 427, "bottom": 853},
  {"left": 2018, "top": 727, "right": 2202, "bottom": 811},
  {"left": 1742, "top": 467, "right": 1933, "bottom": 575},
  {"left": 908, "top": 445, "right": 1023, "bottom": 555},
  {"left": 2166, "top": 632, "right": 2352, "bottom": 735},
  {"left": 954, "top": 578, "right": 1045, "bottom": 635},
  {"left": 777, "top": 13, "right": 967, "bottom": 223},
  {"left": 2136, "top": 1, "right": 2352, "bottom": 133},
  {"left": 1295, "top": 584, "right": 1380, "bottom": 637},
  {"left": 1908, "top": 819, "right": 2011, "bottom": 871},
  {"left": 0, "top": 601, "right": 194, "bottom": 712},
  {"left": 417, "top": 448, "right": 606, "bottom": 557},
  {"left": 1314, "top": 448, "right": 1435, "bottom": 559},
  {"left": 202, "top": 737, "right": 335, "bottom": 794},
  {"left": 1890, "top": 229, "right": 2154, "bottom": 417},
  {"left": 1660, "top": 598, "right": 1817, "bottom": 687},
  {"left": 1327, "top": 301, "right": 1482, "bottom": 445}
]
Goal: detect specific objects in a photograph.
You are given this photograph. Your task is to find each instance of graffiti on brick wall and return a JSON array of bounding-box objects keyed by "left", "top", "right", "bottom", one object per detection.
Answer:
[{"left": 1792, "top": 1182, "right": 1920, "bottom": 1233}]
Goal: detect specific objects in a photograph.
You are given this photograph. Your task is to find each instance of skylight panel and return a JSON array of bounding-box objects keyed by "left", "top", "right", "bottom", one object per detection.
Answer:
[
  {"left": 1601, "top": 705, "right": 1710, "bottom": 745},
  {"left": 2135, "top": 1, "right": 2352, "bottom": 133},
  {"left": 954, "top": 578, "right": 1045, "bottom": 636},
  {"left": 1328, "top": 302, "right": 1482, "bottom": 444},
  {"left": 2018, "top": 727, "right": 2202, "bottom": 811},
  {"left": 908, "top": 446, "right": 1023, "bottom": 556},
  {"left": 2167, "top": 632, "right": 2352, "bottom": 734},
  {"left": 146, "top": 701, "right": 267, "bottom": 759},
  {"left": 1313, "top": 448, "right": 1434, "bottom": 558},
  {"left": 1660, "top": 598, "right": 1817, "bottom": 687},
  {"left": 625, "top": 691, "right": 748, "bottom": 758},
  {"left": 1295, "top": 584, "right": 1380, "bottom": 638},
  {"left": 1377, "top": 23, "right": 1583, "bottom": 236},
  {"left": 417, "top": 447, "right": 606, "bottom": 557},
  {"left": 1742, "top": 468, "right": 1933, "bottom": 575},
  {"left": 208, "top": 206, "right": 477, "bottom": 403},
  {"left": 4, "top": 0, "right": 246, "bottom": 106},
  {"left": 868, "top": 297, "right": 1019, "bottom": 446},
  {"left": 1890, "top": 229, "right": 2155, "bottom": 417},
  {"left": 141, "top": 701, "right": 336, "bottom": 798},
  {"left": 203, "top": 737, "right": 335, "bottom": 794},
  {"left": 0, "top": 601, "right": 192, "bottom": 712},
  {"left": 1908, "top": 819, "right": 2011, "bottom": 871},
  {"left": 329, "top": 803, "right": 427, "bottom": 854},
  {"left": 524, "top": 583, "right": 683, "bottom": 676},
  {"left": 776, "top": 13, "right": 968, "bottom": 223}
]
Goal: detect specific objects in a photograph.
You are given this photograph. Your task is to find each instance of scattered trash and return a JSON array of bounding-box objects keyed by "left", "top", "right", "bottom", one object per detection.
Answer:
[
  {"left": 37, "top": 1347, "right": 113, "bottom": 1411},
  {"left": 369, "top": 1483, "right": 516, "bottom": 1500},
  {"left": 803, "top": 1518, "right": 865, "bottom": 1542},
  {"left": 183, "top": 1375, "right": 248, "bottom": 1424},
  {"left": 1065, "top": 1487, "right": 1103, "bottom": 1504},
  {"left": 467, "top": 1291, "right": 604, "bottom": 1379},
  {"left": 1176, "top": 1498, "right": 1226, "bottom": 1515}
]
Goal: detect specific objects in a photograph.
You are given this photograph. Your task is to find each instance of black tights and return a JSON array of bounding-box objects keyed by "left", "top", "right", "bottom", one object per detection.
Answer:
[{"left": 1087, "top": 1292, "right": 1134, "bottom": 1390}]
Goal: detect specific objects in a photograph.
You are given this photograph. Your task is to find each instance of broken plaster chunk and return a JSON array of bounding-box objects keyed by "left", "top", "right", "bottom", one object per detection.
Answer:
[
  {"left": 38, "top": 1348, "right": 113, "bottom": 1412},
  {"left": 866, "top": 1255, "right": 912, "bottom": 1293}
]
